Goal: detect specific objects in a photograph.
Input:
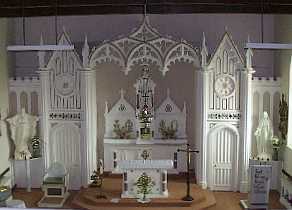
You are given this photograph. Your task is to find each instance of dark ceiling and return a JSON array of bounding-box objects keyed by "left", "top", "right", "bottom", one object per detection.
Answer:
[{"left": 1, "top": 0, "right": 292, "bottom": 17}]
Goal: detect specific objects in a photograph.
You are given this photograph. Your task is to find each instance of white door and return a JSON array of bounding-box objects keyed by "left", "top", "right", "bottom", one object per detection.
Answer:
[
  {"left": 210, "top": 127, "right": 238, "bottom": 191},
  {"left": 50, "top": 124, "right": 82, "bottom": 190}
]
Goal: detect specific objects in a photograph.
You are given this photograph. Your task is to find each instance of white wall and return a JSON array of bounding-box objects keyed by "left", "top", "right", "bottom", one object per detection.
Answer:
[
  {"left": 0, "top": 18, "right": 12, "bottom": 176},
  {"left": 11, "top": 14, "right": 275, "bottom": 77}
]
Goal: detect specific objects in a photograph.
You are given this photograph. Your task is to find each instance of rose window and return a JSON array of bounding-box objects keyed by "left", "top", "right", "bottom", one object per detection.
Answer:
[{"left": 214, "top": 75, "right": 235, "bottom": 97}]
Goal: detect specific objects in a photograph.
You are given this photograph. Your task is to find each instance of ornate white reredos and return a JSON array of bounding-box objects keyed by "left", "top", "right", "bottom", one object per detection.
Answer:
[
  {"left": 104, "top": 89, "right": 137, "bottom": 139},
  {"left": 89, "top": 16, "right": 200, "bottom": 76},
  {"left": 154, "top": 89, "right": 187, "bottom": 139},
  {"left": 45, "top": 32, "right": 83, "bottom": 113},
  {"left": 104, "top": 88, "right": 186, "bottom": 139},
  {"left": 206, "top": 32, "right": 244, "bottom": 120}
]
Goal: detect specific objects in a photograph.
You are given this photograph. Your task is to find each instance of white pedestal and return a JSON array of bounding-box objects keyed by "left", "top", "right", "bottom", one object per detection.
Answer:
[
  {"left": 14, "top": 158, "right": 44, "bottom": 189},
  {"left": 249, "top": 159, "right": 282, "bottom": 191}
]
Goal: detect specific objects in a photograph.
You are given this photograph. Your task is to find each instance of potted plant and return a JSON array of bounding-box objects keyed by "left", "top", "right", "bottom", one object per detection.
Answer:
[{"left": 134, "top": 172, "right": 154, "bottom": 203}]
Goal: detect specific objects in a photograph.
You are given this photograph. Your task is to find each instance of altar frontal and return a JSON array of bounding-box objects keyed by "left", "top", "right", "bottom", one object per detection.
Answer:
[{"left": 118, "top": 160, "right": 173, "bottom": 198}]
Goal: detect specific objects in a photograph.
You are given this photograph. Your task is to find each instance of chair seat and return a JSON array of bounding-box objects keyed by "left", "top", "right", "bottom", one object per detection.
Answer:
[{"left": 43, "top": 177, "right": 64, "bottom": 185}]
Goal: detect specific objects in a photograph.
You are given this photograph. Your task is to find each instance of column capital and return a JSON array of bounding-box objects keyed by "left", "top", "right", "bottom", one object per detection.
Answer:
[
  {"left": 79, "top": 68, "right": 96, "bottom": 76},
  {"left": 244, "top": 67, "right": 256, "bottom": 75}
]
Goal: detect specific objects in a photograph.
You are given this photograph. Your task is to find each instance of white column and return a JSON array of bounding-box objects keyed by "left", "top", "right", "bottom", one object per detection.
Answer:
[
  {"left": 16, "top": 91, "right": 21, "bottom": 112},
  {"left": 37, "top": 69, "right": 50, "bottom": 169},
  {"left": 270, "top": 91, "right": 274, "bottom": 122},
  {"left": 80, "top": 68, "right": 97, "bottom": 186},
  {"left": 240, "top": 68, "right": 254, "bottom": 192},
  {"left": 27, "top": 91, "right": 32, "bottom": 114},
  {"left": 197, "top": 68, "right": 209, "bottom": 189},
  {"left": 25, "top": 158, "right": 31, "bottom": 192}
]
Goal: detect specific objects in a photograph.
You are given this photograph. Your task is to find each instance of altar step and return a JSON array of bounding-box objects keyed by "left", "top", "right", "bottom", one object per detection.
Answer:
[{"left": 72, "top": 177, "right": 216, "bottom": 209}]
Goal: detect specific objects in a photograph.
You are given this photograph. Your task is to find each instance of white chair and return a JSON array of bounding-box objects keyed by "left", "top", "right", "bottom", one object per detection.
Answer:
[{"left": 38, "top": 162, "right": 69, "bottom": 208}]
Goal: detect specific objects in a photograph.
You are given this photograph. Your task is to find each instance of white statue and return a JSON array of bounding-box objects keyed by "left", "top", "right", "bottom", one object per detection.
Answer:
[
  {"left": 6, "top": 108, "right": 39, "bottom": 160},
  {"left": 254, "top": 112, "right": 273, "bottom": 160}
]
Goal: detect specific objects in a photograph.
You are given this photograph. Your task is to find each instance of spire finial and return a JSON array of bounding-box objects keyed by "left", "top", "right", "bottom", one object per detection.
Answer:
[
  {"left": 183, "top": 102, "right": 186, "bottom": 114},
  {"left": 167, "top": 88, "right": 170, "bottom": 98},
  {"left": 120, "top": 89, "right": 125, "bottom": 99},
  {"left": 82, "top": 34, "right": 89, "bottom": 68},
  {"left": 105, "top": 101, "right": 109, "bottom": 113},
  {"left": 246, "top": 35, "right": 253, "bottom": 70},
  {"left": 37, "top": 34, "right": 45, "bottom": 68},
  {"left": 201, "top": 32, "right": 208, "bottom": 68}
]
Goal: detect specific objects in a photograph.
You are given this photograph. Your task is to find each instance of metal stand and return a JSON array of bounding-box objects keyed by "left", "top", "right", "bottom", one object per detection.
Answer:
[{"left": 177, "top": 144, "right": 199, "bottom": 201}]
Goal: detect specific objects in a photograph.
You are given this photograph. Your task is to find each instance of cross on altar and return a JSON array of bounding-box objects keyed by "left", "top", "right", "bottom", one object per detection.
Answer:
[{"left": 177, "top": 144, "right": 199, "bottom": 201}]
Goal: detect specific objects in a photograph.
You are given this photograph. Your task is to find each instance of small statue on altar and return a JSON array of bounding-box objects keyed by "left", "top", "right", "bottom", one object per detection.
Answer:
[
  {"left": 254, "top": 112, "right": 273, "bottom": 160},
  {"left": 6, "top": 108, "right": 39, "bottom": 160}
]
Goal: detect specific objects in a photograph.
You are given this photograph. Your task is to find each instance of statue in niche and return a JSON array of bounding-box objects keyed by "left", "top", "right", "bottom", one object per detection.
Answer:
[
  {"left": 254, "top": 112, "right": 273, "bottom": 160},
  {"left": 279, "top": 94, "right": 288, "bottom": 142},
  {"left": 6, "top": 108, "right": 39, "bottom": 160}
]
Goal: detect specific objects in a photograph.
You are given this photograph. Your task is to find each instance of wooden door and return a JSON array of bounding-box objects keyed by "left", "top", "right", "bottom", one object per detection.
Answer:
[
  {"left": 50, "top": 124, "right": 81, "bottom": 190},
  {"left": 210, "top": 127, "right": 238, "bottom": 191}
]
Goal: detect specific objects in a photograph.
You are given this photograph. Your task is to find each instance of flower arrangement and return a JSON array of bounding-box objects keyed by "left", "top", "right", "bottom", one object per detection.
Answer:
[
  {"left": 271, "top": 136, "right": 282, "bottom": 161},
  {"left": 134, "top": 172, "right": 154, "bottom": 203},
  {"left": 158, "top": 120, "right": 178, "bottom": 139},
  {"left": 113, "top": 120, "right": 133, "bottom": 139},
  {"left": 271, "top": 136, "right": 281, "bottom": 148}
]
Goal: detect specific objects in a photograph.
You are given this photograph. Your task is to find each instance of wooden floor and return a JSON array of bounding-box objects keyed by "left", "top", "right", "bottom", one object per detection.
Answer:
[
  {"left": 207, "top": 191, "right": 285, "bottom": 210},
  {"left": 12, "top": 178, "right": 285, "bottom": 210}
]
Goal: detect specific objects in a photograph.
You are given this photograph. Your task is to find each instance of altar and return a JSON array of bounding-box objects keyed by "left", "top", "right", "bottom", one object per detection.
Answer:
[
  {"left": 118, "top": 160, "right": 173, "bottom": 198},
  {"left": 103, "top": 66, "right": 188, "bottom": 174}
]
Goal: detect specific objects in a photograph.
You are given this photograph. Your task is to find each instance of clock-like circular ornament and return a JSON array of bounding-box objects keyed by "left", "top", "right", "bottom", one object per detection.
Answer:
[
  {"left": 214, "top": 75, "right": 235, "bottom": 97},
  {"left": 55, "top": 74, "right": 75, "bottom": 96}
]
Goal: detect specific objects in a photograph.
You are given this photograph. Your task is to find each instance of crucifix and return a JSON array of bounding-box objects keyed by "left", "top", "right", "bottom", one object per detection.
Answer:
[{"left": 177, "top": 143, "right": 199, "bottom": 201}]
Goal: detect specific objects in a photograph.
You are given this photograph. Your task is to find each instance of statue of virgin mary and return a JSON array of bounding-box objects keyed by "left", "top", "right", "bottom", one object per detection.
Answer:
[{"left": 254, "top": 112, "right": 273, "bottom": 160}]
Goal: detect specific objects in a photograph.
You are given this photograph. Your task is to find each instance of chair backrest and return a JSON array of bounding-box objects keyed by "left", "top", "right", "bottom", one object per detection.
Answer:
[{"left": 46, "top": 162, "right": 67, "bottom": 178}]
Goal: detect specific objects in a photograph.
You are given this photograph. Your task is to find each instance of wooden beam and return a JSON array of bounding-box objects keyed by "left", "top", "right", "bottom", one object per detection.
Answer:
[
  {"left": 246, "top": 42, "right": 292, "bottom": 50},
  {"left": 1, "top": 0, "right": 292, "bottom": 17}
]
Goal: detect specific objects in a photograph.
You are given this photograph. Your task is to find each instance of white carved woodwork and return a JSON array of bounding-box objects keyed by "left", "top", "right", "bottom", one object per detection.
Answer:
[
  {"left": 7, "top": 20, "right": 283, "bottom": 193},
  {"left": 89, "top": 17, "right": 200, "bottom": 76},
  {"left": 38, "top": 32, "right": 97, "bottom": 189},
  {"left": 154, "top": 89, "right": 187, "bottom": 139},
  {"left": 9, "top": 77, "right": 40, "bottom": 115},
  {"left": 104, "top": 89, "right": 137, "bottom": 139},
  {"left": 197, "top": 32, "right": 246, "bottom": 192}
]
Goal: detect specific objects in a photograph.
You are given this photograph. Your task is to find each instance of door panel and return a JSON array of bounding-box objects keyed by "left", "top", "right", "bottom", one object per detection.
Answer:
[
  {"left": 211, "top": 128, "right": 237, "bottom": 191},
  {"left": 50, "top": 124, "right": 81, "bottom": 190}
]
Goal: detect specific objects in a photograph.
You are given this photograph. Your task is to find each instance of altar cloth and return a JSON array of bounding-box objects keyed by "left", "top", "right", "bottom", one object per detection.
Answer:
[{"left": 117, "top": 160, "right": 173, "bottom": 170}]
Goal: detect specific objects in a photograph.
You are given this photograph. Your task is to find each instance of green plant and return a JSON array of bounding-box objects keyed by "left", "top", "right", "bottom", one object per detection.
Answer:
[
  {"left": 159, "top": 120, "right": 178, "bottom": 139},
  {"left": 134, "top": 172, "right": 154, "bottom": 201},
  {"left": 113, "top": 120, "right": 133, "bottom": 139}
]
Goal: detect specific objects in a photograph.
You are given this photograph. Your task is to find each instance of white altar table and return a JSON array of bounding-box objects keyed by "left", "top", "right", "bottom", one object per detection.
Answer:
[{"left": 118, "top": 160, "right": 173, "bottom": 198}]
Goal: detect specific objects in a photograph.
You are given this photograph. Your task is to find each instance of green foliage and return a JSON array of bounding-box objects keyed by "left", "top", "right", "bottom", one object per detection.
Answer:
[
  {"left": 134, "top": 172, "right": 154, "bottom": 199},
  {"left": 113, "top": 120, "right": 133, "bottom": 139},
  {"left": 159, "top": 120, "right": 178, "bottom": 139}
]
